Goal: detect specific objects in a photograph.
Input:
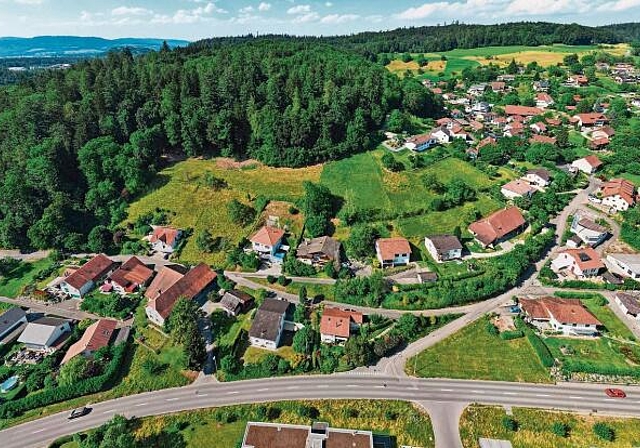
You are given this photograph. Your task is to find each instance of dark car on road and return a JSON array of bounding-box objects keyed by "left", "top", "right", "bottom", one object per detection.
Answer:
[
  {"left": 68, "top": 406, "right": 91, "bottom": 419},
  {"left": 605, "top": 388, "right": 626, "bottom": 398}
]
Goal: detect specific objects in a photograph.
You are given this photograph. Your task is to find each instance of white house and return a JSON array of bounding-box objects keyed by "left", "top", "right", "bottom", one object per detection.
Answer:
[
  {"left": 600, "top": 178, "right": 636, "bottom": 212},
  {"left": 524, "top": 169, "right": 551, "bottom": 187},
  {"left": 319, "top": 307, "right": 363, "bottom": 344},
  {"left": 147, "top": 226, "right": 183, "bottom": 255},
  {"left": 571, "top": 155, "right": 603, "bottom": 174},
  {"left": 424, "top": 235, "right": 463, "bottom": 262},
  {"left": 535, "top": 92, "right": 555, "bottom": 109},
  {"left": 249, "top": 298, "right": 289, "bottom": 350},
  {"left": 17, "top": 317, "right": 71, "bottom": 353},
  {"left": 606, "top": 253, "right": 640, "bottom": 280},
  {"left": 551, "top": 248, "right": 605, "bottom": 278},
  {"left": 520, "top": 297, "right": 600, "bottom": 336},
  {"left": 614, "top": 292, "right": 640, "bottom": 321},
  {"left": 249, "top": 226, "right": 285, "bottom": 263},
  {"left": 501, "top": 179, "right": 537, "bottom": 200},
  {"left": 570, "top": 213, "right": 608, "bottom": 247},
  {"left": 60, "top": 254, "right": 116, "bottom": 299},
  {"left": 376, "top": 238, "right": 411, "bottom": 268}
]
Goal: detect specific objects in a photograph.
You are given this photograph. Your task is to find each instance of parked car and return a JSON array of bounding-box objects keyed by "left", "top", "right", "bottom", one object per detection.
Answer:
[
  {"left": 605, "top": 388, "right": 626, "bottom": 398},
  {"left": 588, "top": 195, "right": 602, "bottom": 204},
  {"left": 68, "top": 406, "right": 91, "bottom": 419}
]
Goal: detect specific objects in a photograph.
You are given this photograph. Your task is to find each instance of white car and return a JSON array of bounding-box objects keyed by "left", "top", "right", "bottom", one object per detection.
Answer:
[{"left": 587, "top": 196, "right": 602, "bottom": 204}]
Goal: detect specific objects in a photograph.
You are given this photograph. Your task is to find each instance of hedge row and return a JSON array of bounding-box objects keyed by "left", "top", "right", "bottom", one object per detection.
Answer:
[
  {"left": 563, "top": 361, "right": 640, "bottom": 378},
  {"left": 525, "top": 331, "right": 555, "bottom": 368},
  {"left": 0, "top": 342, "right": 128, "bottom": 419},
  {"left": 500, "top": 330, "right": 524, "bottom": 340}
]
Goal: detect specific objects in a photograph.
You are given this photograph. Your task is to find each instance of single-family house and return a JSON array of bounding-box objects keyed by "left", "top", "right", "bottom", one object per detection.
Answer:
[
  {"left": 468, "top": 207, "right": 526, "bottom": 248},
  {"left": 471, "top": 102, "right": 491, "bottom": 114},
  {"left": 533, "top": 80, "right": 550, "bottom": 91},
  {"left": 424, "top": 235, "right": 463, "bottom": 262},
  {"left": 144, "top": 265, "right": 185, "bottom": 301},
  {"left": 491, "top": 81, "right": 506, "bottom": 92},
  {"left": 320, "top": 307, "right": 363, "bottom": 344},
  {"left": 241, "top": 421, "right": 373, "bottom": 448},
  {"left": 551, "top": 247, "right": 605, "bottom": 278},
  {"left": 219, "top": 289, "right": 255, "bottom": 317},
  {"left": 571, "top": 113, "right": 608, "bottom": 129},
  {"left": 18, "top": 317, "right": 71, "bottom": 353},
  {"left": 529, "top": 134, "right": 557, "bottom": 146},
  {"left": 469, "top": 120, "right": 484, "bottom": 132},
  {"left": 590, "top": 137, "right": 610, "bottom": 150},
  {"left": 103, "top": 256, "right": 154, "bottom": 295},
  {"left": 501, "top": 179, "right": 537, "bottom": 200},
  {"left": 405, "top": 133, "right": 438, "bottom": 152},
  {"left": 600, "top": 178, "right": 636, "bottom": 212},
  {"left": 525, "top": 169, "right": 551, "bottom": 187},
  {"left": 376, "top": 237, "right": 411, "bottom": 268},
  {"left": 145, "top": 263, "right": 217, "bottom": 327},
  {"left": 60, "top": 254, "right": 116, "bottom": 299},
  {"left": 296, "top": 236, "right": 341, "bottom": 268},
  {"left": 530, "top": 122, "right": 547, "bottom": 134},
  {"left": 591, "top": 126, "right": 615, "bottom": 141},
  {"left": 504, "top": 105, "right": 543, "bottom": 117},
  {"left": 61, "top": 319, "right": 117, "bottom": 365},
  {"left": 497, "top": 74, "right": 516, "bottom": 82},
  {"left": 520, "top": 297, "right": 600, "bottom": 336},
  {"left": 476, "top": 136, "right": 497, "bottom": 152},
  {"left": 606, "top": 253, "right": 640, "bottom": 280},
  {"left": 467, "top": 83, "right": 487, "bottom": 96},
  {"left": 571, "top": 155, "right": 603, "bottom": 174},
  {"left": 567, "top": 75, "right": 589, "bottom": 87},
  {"left": 570, "top": 213, "right": 608, "bottom": 247},
  {"left": 147, "top": 226, "right": 182, "bottom": 255},
  {"left": 535, "top": 93, "right": 555, "bottom": 109},
  {"left": 250, "top": 226, "right": 285, "bottom": 263},
  {"left": 0, "top": 308, "right": 27, "bottom": 342},
  {"left": 248, "top": 298, "right": 289, "bottom": 350},
  {"left": 614, "top": 292, "right": 640, "bottom": 321}
]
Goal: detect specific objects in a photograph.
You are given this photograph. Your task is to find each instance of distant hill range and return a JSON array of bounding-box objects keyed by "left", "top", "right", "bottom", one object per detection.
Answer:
[{"left": 0, "top": 36, "right": 190, "bottom": 58}]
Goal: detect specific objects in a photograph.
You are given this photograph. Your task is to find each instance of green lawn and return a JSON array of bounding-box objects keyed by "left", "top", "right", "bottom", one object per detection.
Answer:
[
  {"left": 0, "top": 259, "right": 54, "bottom": 298},
  {"left": 544, "top": 336, "right": 640, "bottom": 372},
  {"left": 407, "top": 316, "right": 551, "bottom": 383},
  {"left": 248, "top": 277, "right": 336, "bottom": 300},
  {"left": 460, "top": 405, "right": 640, "bottom": 448}
]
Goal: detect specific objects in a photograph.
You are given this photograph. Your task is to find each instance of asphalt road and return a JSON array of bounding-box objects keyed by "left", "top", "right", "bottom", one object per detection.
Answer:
[{"left": 4, "top": 376, "right": 640, "bottom": 448}]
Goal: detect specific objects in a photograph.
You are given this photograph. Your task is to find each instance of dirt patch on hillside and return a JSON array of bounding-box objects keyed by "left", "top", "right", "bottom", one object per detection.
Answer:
[{"left": 216, "top": 158, "right": 261, "bottom": 170}]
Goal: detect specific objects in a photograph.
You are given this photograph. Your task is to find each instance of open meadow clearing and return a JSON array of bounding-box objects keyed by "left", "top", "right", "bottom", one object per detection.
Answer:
[{"left": 460, "top": 405, "right": 640, "bottom": 448}]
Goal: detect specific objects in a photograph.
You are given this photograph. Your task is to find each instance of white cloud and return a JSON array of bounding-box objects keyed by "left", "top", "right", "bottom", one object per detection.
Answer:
[
  {"left": 151, "top": 2, "right": 226, "bottom": 25},
  {"left": 111, "top": 6, "right": 152, "bottom": 16},
  {"left": 596, "top": 0, "right": 640, "bottom": 11},
  {"left": 505, "top": 0, "right": 590, "bottom": 15},
  {"left": 287, "top": 4, "right": 312, "bottom": 14},
  {"left": 258, "top": 2, "right": 272, "bottom": 11},
  {"left": 395, "top": 1, "right": 453, "bottom": 19},
  {"left": 320, "top": 13, "right": 359, "bottom": 24},
  {"left": 14, "top": 0, "right": 45, "bottom": 4},
  {"left": 293, "top": 12, "right": 320, "bottom": 22},
  {"left": 239, "top": 6, "right": 254, "bottom": 14},
  {"left": 325, "top": 2, "right": 333, "bottom": 6}
]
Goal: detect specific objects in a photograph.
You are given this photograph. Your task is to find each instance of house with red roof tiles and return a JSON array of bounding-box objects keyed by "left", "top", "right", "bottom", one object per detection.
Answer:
[
  {"left": 320, "top": 307, "right": 363, "bottom": 344},
  {"left": 103, "top": 256, "right": 154, "bottom": 295},
  {"left": 551, "top": 247, "right": 605, "bottom": 279},
  {"left": 520, "top": 297, "right": 600, "bottom": 336},
  {"left": 535, "top": 92, "right": 554, "bottom": 109},
  {"left": 61, "top": 319, "right": 117, "bottom": 365},
  {"left": 60, "top": 254, "right": 116, "bottom": 299},
  {"left": 147, "top": 226, "right": 183, "bottom": 255},
  {"left": 250, "top": 225, "right": 286, "bottom": 264},
  {"left": 571, "top": 155, "right": 603, "bottom": 174},
  {"left": 468, "top": 207, "right": 526, "bottom": 248},
  {"left": 504, "top": 105, "right": 543, "bottom": 117},
  {"left": 375, "top": 237, "right": 411, "bottom": 268},
  {"left": 600, "top": 178, "right": 636, "bottom": 212}
]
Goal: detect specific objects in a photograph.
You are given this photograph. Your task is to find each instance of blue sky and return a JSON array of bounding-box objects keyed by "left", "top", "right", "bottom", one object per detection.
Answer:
[{"left": 0, "top": 0, "right": 638, "bottom": 40}]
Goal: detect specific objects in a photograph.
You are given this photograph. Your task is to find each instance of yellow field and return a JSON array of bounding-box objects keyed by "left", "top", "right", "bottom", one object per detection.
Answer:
[
  {"left": 386, "top": 59, "right": 446, "bottom": 75},
  {"left": 125, "top": 158, "right": 321, "bottom": 265},
  {"left": 466, "top": 44, "right": 630, "bottom": 67}
]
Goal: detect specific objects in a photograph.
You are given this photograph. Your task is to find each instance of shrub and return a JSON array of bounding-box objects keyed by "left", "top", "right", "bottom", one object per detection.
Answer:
[
  {"left": 502, "top": 416, "right": 518, "bottom": 432},
  {"left": 593, "top": 423, "right": 614, "bottom": 441},
  {"left": 525, "top": 331, "right": 554, "bottom": 368},
  {"left": 500, "top": 330, "right": 524, "bottom": 340},
  {"left": 266, "top": 275, "right": 276, "bottom": 284},
  {"left": 485, "top": 322, "right": 499, "bottom": 336},
  {"left": 551, "top": 421, "right": 569, "bottom": 437}
]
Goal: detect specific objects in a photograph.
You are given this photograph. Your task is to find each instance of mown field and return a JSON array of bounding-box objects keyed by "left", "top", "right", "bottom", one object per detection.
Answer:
[
  {"left": 407, "top": 316, "right": 551, "bottom": 383},
  {"left": 460, "top": 405, "right": 640, "bottom": 448}
]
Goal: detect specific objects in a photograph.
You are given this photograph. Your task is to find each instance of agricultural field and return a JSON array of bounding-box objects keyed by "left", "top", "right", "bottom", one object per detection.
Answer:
[
  {"left": 460, "top": 405, "right": 640, "bottom": 448},
  {"left": 407, "top": 316, "right": 551, "bottom": 383},
  {"left": 124, "top": 158, "right": 321, "bottom": 265}
]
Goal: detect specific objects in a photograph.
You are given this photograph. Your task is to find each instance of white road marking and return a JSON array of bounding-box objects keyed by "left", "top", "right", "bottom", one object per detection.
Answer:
[
  {"left": 31, "top": 429, "right": 45, "bottom": 434},
  {"left": 440, "top": 388, "right": 454, "bottom": 392},
  {"left": 135, "top": 403, "right": 148, "bottom": 407},
  {"left": 198, "top": 393, "right": 209, "bottom": 397},
  {"left": 472, "top": 390, "right": 484, "bottom": 394},
  {"left": 227, "top": 391, "right": 239, "bottom": 395},
  {"left": 503, "top": 392, "right": 517, "bottom": 395},
  {"left": 165, "top": 398, "right": 180, "bottom": 402},
  {"left": 346, "top": 384, "right": 360, "bottom": 388},
  {"left": 536, "top": 394, "right": 551, "bottom": 397},
  {"left": 102, "top": 409, "right": 115, "bottom": 414},
  {"left": 287, "top": 386, "right": 299, "bottom": 390},
  {"left": 316, "top": 385, "right": 328, "bottom": 388},
  {"left": 257, "top": 388, "right": 269, "bottom": 392},
  {"left": 569, "top": 396, "right": 582, "bottom": 399}
]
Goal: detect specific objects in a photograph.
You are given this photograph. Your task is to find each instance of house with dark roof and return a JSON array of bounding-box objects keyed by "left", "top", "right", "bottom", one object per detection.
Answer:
[
  {"left": 248, "top": 298, "right": 290, "bottom": 350},
  {"left": 0, "top": 308, "right": 27, "bottom": 343},
  {"left": 520, "top": 297, "right": 600, "bottom": 336},
  {"left": 375, "top": 237, "right": 412, "bottom": 268},
  {"left": 468, "top": 207, "right": 526, "bottom": 248},
  {"left": 614, "top": 292, "right": 640, "bottom": 321},
  {"left": 61, "top": 319, "right": 117, "bottom": 364},
  {"left": 570, "top": 212, "right": 608, "bottom": 247},
  {"left": 424, "top": 235, "right": 463, "bottom": 262},
  {"left": 60, "top": 254, "right": 116, "bottom": 299},
  {"left": 296, "top": 236, "right": 341, "bottom": 268},
  {"left": 145, "top": 263, "right": 217, "bottom": 327},
  {"left": 320, "top": 307, "right": 363, "bottom": 344},
  {"left": 551, "top": 247, "right": 605, "bottom": 279},
  {"left": 524, "top": 169, "right": 551, "bottom": 187},
  {"left": 241, "top": 421, "right": 373, "bottom": 448},
  {"left": 103, "top": 256, "right": 154, "bottom": 295},
  {"left": 220, "top": 290, "right": 255, "bottom": 317},
  {"left": 18, "top": 317, "right": 71, "bottom": 353},
  {"left": 606, "top": 253, "right": 640, "bottom": 280}
]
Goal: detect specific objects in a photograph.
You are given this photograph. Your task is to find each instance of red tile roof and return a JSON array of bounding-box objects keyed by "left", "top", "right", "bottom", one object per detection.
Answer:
[
  {"left": 250, "top": 226, "right": 285, "bottom": 247},
  {"left": 376, "top": 238, "right": 411, "bottom": 261},
  {"left": 150, "top": 227, "right": 181, "bottom": 247},
  {"left": 561, "top": 247, "right": 605, "bottom": 272},
  {"left": 61, "top": 319, "right": 117, "bottom": 364},
  {"left": 529, "top": 134, "right": 557, "bottom": 145},
  {"left": 469, "top": 207, "right": 526, "bottom": 247},
  {"left": 504, "top": 105, "right": 543, "bottom": 116},
  {"left": 536, "top": 93, "right": 554, "bottom": 103},
  {"left": 144, "top": 265, "right": 184, "bottom": 301},
  {"left": 520, "top": 297, "right": 601, "bottom": 326},
  {"left": 601, "top": 178, "right": 635, "bottom": 206},
  {"left": 320, "top": 307, "right": 363, "bottom": 339},
  {"left": 583, "top": 155, "right": 603, "bottom": 169},
  {"left": 64, "top": 254, "right": 115, "bottom": 290},
  {"left": 501, "top": 180, "right": 536, "bottom": 196},
  {"left": 572, "top": 113, "right": 608, "bottom": 126},
  {"left": 477, "top": 136, "right": 497, "bottom": 150},
  {"left": 109, "top": 257, "right": 154, "bottom": 293}
]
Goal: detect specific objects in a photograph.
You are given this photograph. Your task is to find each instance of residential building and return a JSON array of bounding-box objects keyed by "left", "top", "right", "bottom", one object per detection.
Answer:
[
  {"left": 103, "top": 256, "right": 154, "bottom": 295},
  {"left": 571, "top": 113, "right": 608, "bottom": 128},
  {"left": 424, "top": 235, "right": 463, "bottom": 262},
  {"left": 60, "top": 254, "right": 116, "bottom": 299},
  {"left": 525, "top": 169, "right": 551, "bottom": 187},
  {"left": 250, "top": 225, "right": 285, "bottom": 263},
  {"left": 567, "top": 75, "right": 589, "bottom": 87},
  {"left": 535, "top": 92, "right": 554, "bottom": 109},
  {"left": 405, "top": 133, "right": 438, "bottom": 152},
  {"left": 614, "top": 292, "right": 640, "bottom": 321},
  {"left": 551, "top": 247, "right": 605, "bottom": 278},
  {"left": 491, "top": 81, "right": 506, "bottom": 92},
  {"left": 145, "top": 263, "right": 217, "bottom": 327},
  {"left": 468, "top": 207, "right": 526, "bottom": 248},
  {"left": 320, "top": 307, "right": 363, "bottom": 344},
  {"left": 467, "top": 83, "right": 487, "bottom": 96},
  {"left": 571, "top": 155, "right": 603, "bottom": 174},
  {"left": 529, "top": 134, "right": 557, "bottom": 146},
  {"left": 504, "top": 105, "right": 543, "bottom": 117},
  {"left": 18, "top": 317, "right": 71, "bottom": 353},
  {"left": 600, "top": 178, "right": 636, "bottom": 212},
  {"left": 533, "top": 80, "right": 550, "bottom": 91},
  {"left": 570, "top": 213, "right": 608, "bottom": 247},
  {"left": 61, "top": 319, "right": 117, "bottom": 365},
  {"left": 144, "top": 265, "right": 185, "bottom": 301},
  {"left": 497, "top": 74, "right": 516, "bottom": 82},
  {"left": 501, "top": 179, "right": 537, "bottom": 200},
  {"left": 520, "top": 297, "right": 600, "bottom": 336},
  {"left": 375, "top": 237, "right": 412, "bottom": 268},
  {"left": 147, "top": 226, "right": 182, "bottom": 255},
  {"left": 590, "top": 137, "right": 610, "bottom": 150},
  {"left": 248, "top": 298, "right": 289, "bottom": 350},
  {"left": 241, "top": 421, "right": 373, "bottom": 448},
  {"left": 296, "top": 236, "right": 341, "bottom": 268},
  {"left": 606, "top": 253, "right": 640, "bottom": 279},
  {"left": 219, "top": 290, "right": 255, "bottom": 317},
  {"left": 529, "top": 121, "right": 547, "bottom": 134},
  {"left": 0, "top": 308, "right": 27, "bottom": 342}
]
